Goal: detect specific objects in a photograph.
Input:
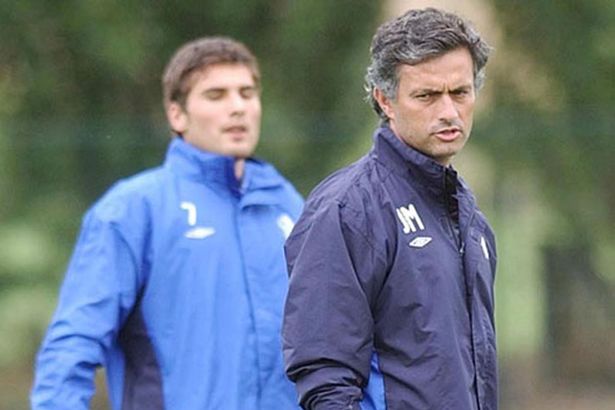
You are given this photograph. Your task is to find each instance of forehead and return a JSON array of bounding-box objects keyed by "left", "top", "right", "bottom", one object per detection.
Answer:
[
  {"left": 398, "top": 48, "right": 474, "bottom": 89},
  {"left": 189, "top": 63, "right": 257, "bottom": 90}
]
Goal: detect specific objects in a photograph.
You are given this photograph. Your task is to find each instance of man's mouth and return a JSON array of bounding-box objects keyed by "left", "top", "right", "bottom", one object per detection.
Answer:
[
  {"left": 433, "top": 127, "right": 462, "bottom": 141},
  {"left": 224, "top": 126, "right": 250, "bottom": 141},
  {"left": 224, "top": 125, "right": 248, "bottom": 133}
]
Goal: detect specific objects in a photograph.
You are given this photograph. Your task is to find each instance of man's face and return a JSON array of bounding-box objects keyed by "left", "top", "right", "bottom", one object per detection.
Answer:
[
  {"left": 375, "top": 47, "right": 476, "bottom": 166},
  {"left": 167, "top": 63, "right": 261, "bottom": 158}
]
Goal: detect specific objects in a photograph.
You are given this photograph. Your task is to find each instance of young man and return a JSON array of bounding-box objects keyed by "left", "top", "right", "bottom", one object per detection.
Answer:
[
  {"left": 283, "top": 8, "right": 497, "bottom": 410},
  {"left": 31, "top": 37, "right": 303, "bottom": 410}
]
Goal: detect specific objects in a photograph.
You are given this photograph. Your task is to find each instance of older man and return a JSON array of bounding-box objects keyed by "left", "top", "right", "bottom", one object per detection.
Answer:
[{"left": 283, "top": 8, "right": 497, "bottom": 410}]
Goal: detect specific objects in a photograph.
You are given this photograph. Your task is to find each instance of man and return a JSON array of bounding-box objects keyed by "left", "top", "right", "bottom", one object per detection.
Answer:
[
  {"left": 283, "top": 8, "right": 497, "bottom": 410},
  {"left": 31, "top": 37, "right": 303, "bottom": 409}
]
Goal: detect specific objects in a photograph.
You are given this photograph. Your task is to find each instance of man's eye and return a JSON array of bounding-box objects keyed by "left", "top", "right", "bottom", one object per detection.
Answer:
[
  {"left": 415, "top": 93, "right": 433, "bottom": 101},
  {"left": 453, "top": 89, "right": 470, "bottom": 97},
  {"left": 240, "top": 88, "right": 257, "bottom": 99},
  {"left": 204, "top": 90, "right": 224, "bottom": 100}
]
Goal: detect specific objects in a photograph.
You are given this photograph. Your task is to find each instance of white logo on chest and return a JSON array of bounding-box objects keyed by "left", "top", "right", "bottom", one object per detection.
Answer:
[
  {"left": 397, "top": 203, "right": 432, "bottom": 248},
  {"left": 181, "top": 201, "right": 216, "bottom": 239},
  {"left": 408, "top": 236, "right": 432, "bottom": 248},
  {"left": 396, "top": 203, "right": 425, "bottom": 234}
]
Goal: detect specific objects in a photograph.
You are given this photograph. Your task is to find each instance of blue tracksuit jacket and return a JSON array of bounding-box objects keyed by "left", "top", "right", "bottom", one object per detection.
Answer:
[
  {"left": 31, "top": 137, "right": 303, "bottom": 409},
  {"left": 283, "top": 126, "right": 498, "bottom": 409}
]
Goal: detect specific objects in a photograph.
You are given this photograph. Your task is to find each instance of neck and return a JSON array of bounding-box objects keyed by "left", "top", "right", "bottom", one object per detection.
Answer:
[{"left": 234, "top": 159, "right": 245, "bottom": 180}]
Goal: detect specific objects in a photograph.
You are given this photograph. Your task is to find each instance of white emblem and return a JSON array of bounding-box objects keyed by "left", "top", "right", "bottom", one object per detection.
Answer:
[
  {"left": 480, "top": 236, "right": 490, "bottom": 260},
  {"left": 277, "top": 213, "right": 295, "bottom": 239},
  {"left": 408, "top": 236, "right": 433, "bottom": 248},
  {"left": 396, "top": 203, "right": 425, "bottom": 234},
  {"left": 185, "top": 227, "right": 216, "bottom": 240},
  {"left": 181, "top": 201, "right": 215, "bottom": 239},
  {"left": 181, "top": 201, "right": 198, "bottom": 226}
]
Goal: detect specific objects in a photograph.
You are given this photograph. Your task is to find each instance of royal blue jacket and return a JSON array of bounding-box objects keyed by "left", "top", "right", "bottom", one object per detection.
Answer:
[
  {"left": 283, "top": 126, "right": 498, "bottom": 410},
  {"left": 32, "top": 137, "right": 303, "bottom": 410}
]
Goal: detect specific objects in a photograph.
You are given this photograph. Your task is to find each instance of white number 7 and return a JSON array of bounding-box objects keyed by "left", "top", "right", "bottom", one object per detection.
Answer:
[{"left": 180, "top": 201, "right": 197, "bottom": 226}]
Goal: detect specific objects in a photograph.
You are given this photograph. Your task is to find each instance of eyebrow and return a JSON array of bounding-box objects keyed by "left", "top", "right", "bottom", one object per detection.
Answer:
[
  {"left": 452, "top": 84, "right": 473, "bottom": 91},
  {"left": 412, "top": 84, "right": 473, "bottom": 94},
  {"left": 203, "top": 84, "right": 257, "bottom": 92},
  {"left": 411, "top": 88, "right": 441, "bottom": 96}
]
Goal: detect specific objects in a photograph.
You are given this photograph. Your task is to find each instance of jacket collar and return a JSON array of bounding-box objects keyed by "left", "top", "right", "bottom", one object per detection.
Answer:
[
  {"left": 372, "top": 125, "right": 462, "bottom": 199},
  {"left": 163, "top": 137, "right": 284, "bottom": 194},
  {"left": 373, "top": 126, "right": 480, "bottom": 236}
]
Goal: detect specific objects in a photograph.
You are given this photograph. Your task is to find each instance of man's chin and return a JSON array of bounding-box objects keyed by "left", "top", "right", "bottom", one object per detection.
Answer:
[
  {"left": 226, "top": 147, "right": 256, "bottom": 159},
  {"left": 230, "top": 141, "right": 258, "bottom": 157}
]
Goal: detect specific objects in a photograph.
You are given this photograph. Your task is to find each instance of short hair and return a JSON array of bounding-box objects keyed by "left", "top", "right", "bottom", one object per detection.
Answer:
[
  {"left": 365, "top": 8, "right": 492, "bottom": 121},
  {"left": 162, "top": 36, "right": 260, "bottom": 108}
]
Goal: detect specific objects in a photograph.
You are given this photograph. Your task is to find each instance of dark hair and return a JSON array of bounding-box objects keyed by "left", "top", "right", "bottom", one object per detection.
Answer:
[
  {"left": 162, "top": 36, "right": 260, "bottom": 108},
  {"left": 365, "top": 8, "right": 492, "bottom": 120}
]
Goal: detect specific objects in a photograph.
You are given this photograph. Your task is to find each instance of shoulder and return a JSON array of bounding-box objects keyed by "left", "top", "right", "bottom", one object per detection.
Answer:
[
  {"left": 287, "top": 154, "right": 393, "bottom": 264},
  {"left": 305, "top": 153, "right": 387, "bottom": 217},
  {"left": 249, "top": 158, "right": 305, "bottom": 215},
  {"left": 295, "top": 153, "right": 392, "bottom": 240},
  {"left": 88, "top": 166, "right": 168, "bottom": 225}
]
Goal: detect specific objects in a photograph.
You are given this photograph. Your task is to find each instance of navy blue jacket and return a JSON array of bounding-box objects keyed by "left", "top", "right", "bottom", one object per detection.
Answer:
[{"left": 283, "top": 126, "right": 497, "bottom": 410}]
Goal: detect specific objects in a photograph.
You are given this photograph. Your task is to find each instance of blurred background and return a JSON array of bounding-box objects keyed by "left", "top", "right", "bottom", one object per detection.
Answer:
[{"left": 1, "top": 0, "right": 613, "bottom": 408}]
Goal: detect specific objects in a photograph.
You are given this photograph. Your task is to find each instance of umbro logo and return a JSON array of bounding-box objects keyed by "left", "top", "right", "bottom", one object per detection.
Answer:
[
  {"left": 408, "top": 236, "right": 432, "bottom": 248},
  {"left": 185, "top": 227, "right": 216, "bottom": 239}
]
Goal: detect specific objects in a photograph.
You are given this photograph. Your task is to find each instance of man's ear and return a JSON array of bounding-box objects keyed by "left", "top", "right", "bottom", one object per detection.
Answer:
[
  {"left": 373, "top": 88, "right": 395, "bottom": 121},
  {"left": 166, "top": 102, "right": 187, "bottom": 134}
]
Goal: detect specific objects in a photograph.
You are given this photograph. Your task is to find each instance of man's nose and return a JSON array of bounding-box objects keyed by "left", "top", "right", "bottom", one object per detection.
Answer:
[
  {"left": 437, "top": 94, "right": 459, "bottom": 122},
  {"left": 229, "top": 92, "right": 247, "bottom": 114}
]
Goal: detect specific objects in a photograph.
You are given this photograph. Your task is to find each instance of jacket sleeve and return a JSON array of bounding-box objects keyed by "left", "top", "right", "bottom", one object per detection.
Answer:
[
  {"left": 282, "top": 201, "right": 387, "bottom": 410},
  {"left": 31, "top": 205, "right": 143, "bottom": 410}
]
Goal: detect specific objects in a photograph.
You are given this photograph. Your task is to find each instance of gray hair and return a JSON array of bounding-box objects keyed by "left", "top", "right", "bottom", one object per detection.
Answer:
[{"left": 365, "top": 8, "right": 492, "bottom": 121}]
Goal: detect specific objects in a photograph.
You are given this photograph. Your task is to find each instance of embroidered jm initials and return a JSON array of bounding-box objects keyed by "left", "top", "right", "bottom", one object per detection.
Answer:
[{"left": 396, "top": 203, "right": 425, "bottom": 234}]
